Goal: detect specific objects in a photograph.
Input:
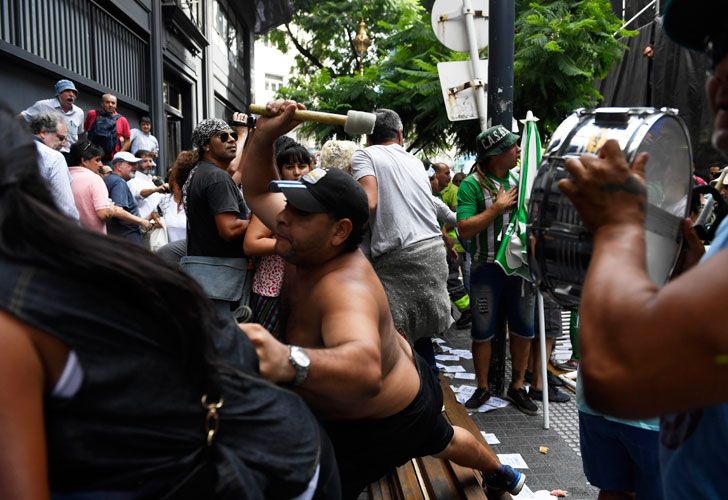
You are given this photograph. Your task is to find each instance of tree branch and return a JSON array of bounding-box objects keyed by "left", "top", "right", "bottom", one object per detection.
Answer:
[{"left": 285, "top": 23, "right": 325, "bottom": 71}]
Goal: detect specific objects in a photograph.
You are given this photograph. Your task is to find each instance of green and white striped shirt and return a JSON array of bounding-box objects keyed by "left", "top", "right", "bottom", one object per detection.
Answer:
[{"left": 456, "top": 170, "right": 518, "bottom": 263}]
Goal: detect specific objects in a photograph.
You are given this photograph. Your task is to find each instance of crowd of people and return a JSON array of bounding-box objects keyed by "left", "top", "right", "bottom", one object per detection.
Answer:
[{"left": 1, "top": 0, "right": 727, "bottom": 498}]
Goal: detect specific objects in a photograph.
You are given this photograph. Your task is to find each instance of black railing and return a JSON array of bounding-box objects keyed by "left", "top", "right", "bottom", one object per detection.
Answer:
[{"left": 1, "top": 0, "right": 148, "bottom": 103}]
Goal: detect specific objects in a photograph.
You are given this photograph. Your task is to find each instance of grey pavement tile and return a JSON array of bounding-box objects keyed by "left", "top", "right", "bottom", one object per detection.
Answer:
[{"left": 443, "top": 325, "right": 591, "bottom": 498}]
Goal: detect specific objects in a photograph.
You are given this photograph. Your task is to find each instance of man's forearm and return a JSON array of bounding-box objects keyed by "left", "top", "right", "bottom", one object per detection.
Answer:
[
  {"left": 111, "top": 206, "right": 146, "bottom": 226},
  {"left": 457, "top": 205, "right": 503, "bottom": 240},
  {"left": 295, "top": 343, "right": 382, "bottom": 403},
  {"left": 240, "top": 132, "right": 278, "bottom": 202},
  {"left": 579, "top": 223, "right": 667, "bottom": 416}
]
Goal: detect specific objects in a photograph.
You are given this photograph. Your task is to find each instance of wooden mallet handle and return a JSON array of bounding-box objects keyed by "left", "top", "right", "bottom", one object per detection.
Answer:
[{"left": 249, "top": 104, "right": 347, "bottom": 127}]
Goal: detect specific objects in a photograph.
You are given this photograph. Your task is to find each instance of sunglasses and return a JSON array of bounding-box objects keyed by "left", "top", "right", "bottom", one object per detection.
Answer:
[{"left": 217, "top": 131, "right": 238, "bottom": 143}]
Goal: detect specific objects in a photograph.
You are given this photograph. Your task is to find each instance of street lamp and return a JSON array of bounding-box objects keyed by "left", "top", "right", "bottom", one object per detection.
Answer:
[{"left": 353, "top": 19, "right": 371, "bottom": 75}]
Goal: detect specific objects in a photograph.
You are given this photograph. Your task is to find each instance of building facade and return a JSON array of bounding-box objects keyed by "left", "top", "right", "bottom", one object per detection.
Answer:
[{"left": 0, "top": 0, "right": 292, "bottom": 173}]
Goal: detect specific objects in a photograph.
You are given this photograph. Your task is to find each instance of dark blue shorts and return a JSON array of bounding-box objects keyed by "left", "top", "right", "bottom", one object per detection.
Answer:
[
  {"left": 579, "top": 411, "right": 663, "bottom": 498},
  {"left": 470, "top": 261, "right": 535, "bottom": 342}
]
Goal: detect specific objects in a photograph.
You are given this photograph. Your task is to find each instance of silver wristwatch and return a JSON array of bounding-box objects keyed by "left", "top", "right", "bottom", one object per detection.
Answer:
[{"left": 288, "top": 345, "right": 311, "bottom": 386}]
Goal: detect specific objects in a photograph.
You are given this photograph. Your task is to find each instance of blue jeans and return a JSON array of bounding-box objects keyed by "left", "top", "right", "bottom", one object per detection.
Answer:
[
  {"left": 579, "top": 411, "right": 663, "bottom": 498},
  {"left": 469, "top": 261, "right": 535, "bottom": 342}
]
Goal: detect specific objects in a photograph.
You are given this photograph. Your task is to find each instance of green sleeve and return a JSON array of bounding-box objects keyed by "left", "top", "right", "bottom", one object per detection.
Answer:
[{"left": 456, "top": 177, "right": 479, "bottom": 221}]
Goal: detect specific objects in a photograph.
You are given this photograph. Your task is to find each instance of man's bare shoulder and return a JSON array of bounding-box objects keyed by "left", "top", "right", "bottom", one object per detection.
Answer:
[{"left": 311, "top": 251, "right": 384, "bottom": 310}]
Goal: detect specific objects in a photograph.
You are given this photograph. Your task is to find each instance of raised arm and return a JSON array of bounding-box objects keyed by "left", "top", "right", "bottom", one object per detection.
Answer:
[{"left": 240, "top": 100, "right": 305, "bottom": 230}]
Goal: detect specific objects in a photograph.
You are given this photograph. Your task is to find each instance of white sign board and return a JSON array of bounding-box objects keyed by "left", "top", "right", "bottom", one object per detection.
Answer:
[
  {"left": 438, "top": 60, "right": 488, "bottom": 122},
  {"left": 431, "top": 0, "right": 489, "bottom": 52}
]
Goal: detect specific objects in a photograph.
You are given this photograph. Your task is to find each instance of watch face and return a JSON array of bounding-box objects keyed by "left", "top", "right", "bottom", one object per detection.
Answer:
[{"left": 292, "top": 347, "right": 310, "bottom": 368}]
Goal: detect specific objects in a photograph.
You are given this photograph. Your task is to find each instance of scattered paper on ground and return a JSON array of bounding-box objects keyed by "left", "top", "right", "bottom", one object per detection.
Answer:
[
  {"left": 480, "top": 432, "right": 500, "bottom": 444},
  {"left": 435, "top": 354, "right": 460, "bottom": 361},
  {"left": 433, "top": 338, "right": 446, "bottom": 344},
  {"left": 497, "top": 453, "right": 528, "bottom": 469},
  {"left": 512, "top": 484, "right": 536, "bottom": 498},
  {"left": 454, "top": 372, "right": 476, "bottom": 380},
  {"left": 454, "top": 385, "right": 476, "bottom": 398},
  {"left": 539, "top": 446, "right": 548, "bottom": 454},
  {"left": 448, "top": 349, "right": 473, "bottom": 359},
  {"left": 438, "top": 364, "right": 466, "bottom": 373}
]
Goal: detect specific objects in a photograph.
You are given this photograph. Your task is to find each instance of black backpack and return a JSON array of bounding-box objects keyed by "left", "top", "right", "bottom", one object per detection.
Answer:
[{"left": 88, "top": 111, "right": 120, "bottom": 157}]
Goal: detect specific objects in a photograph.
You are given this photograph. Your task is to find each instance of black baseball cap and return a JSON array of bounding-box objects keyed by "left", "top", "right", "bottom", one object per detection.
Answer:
[
  {"left": 269, "top": 168, "right": 369, "bottom": 226},
  {"left": 663, "top": 0, "right": 728, "bottom": 54}
]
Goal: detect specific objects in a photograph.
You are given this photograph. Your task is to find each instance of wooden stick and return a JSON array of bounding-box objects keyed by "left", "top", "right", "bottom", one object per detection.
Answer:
[{"left": 249, "top": 104, "right": 347, "bottom": 127}]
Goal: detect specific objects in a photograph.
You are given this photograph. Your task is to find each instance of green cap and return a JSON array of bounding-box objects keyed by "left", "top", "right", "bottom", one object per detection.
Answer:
[
  {"left": 475, "top": 125, "right": 519, "bottom": 161},
  {"left": 663, "top": 0, "right": 728, "bottom": 51}
]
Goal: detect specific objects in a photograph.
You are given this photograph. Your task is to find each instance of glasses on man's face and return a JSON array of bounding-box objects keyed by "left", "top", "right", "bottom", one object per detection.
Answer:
[
  {"left": 56, "top": 134, "right": 67, "bottom": 143},
  {"left": 217, "top": 131, "right": 238, "bottom": 143}
]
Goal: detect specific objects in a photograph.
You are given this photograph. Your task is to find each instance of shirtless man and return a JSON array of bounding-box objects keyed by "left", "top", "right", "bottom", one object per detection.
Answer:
[{"left": 240, "top": 100, "right": 526, "bottom": 498}]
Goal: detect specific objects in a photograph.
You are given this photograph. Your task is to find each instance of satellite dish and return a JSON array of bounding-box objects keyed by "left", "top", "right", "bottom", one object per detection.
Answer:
[{"left": 431, "top": 0, "right": 488, "bottom": 52}]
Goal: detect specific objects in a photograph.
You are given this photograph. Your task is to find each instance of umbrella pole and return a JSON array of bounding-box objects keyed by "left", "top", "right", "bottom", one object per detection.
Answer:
[{"left": 537, "top": 292, "right": 549, "bottom": 429}]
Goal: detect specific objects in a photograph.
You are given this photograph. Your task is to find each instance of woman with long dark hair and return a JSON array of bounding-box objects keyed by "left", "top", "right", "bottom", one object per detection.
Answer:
[{"left": 0, "top": 104, "right": 337, "bottom": 499}]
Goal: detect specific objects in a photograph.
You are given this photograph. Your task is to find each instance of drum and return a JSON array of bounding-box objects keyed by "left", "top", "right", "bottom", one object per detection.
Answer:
[{"left": 527, "top": 107, "right": 692, "bottom": 309}]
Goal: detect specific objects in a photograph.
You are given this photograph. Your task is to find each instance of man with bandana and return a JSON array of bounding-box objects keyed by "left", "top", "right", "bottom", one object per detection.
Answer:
[
  {"left": 185, "top": 118, "right": 249, "bottom": 259},
  {"left": 182, "top": 119, "right": 250, "bottom": 320},
  {"left": 561, "top": 0, "right": 728, "bottom": 496}
]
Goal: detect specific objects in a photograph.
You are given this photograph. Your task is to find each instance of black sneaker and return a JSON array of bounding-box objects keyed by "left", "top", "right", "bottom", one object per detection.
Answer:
[
  {"left": 548, "top": 371, "right": 564, "bottom": 387},
  {"left": 506, "top": 386, "right": 538, "bottom": 416},
  {"left": 464, "top": 387, "right": 491, "bottom": 409},
  {"left": 530, "top": 385, "right": 571, "bottom": 403},
  {"left": 454, "top": 309, "right": 472, "bottom": 329},
  {"left": 483, "top": 464, "right": 526, "bottom": 495},
  {"left": 524, "top": 370, "right": 563, "bottom": 387}
]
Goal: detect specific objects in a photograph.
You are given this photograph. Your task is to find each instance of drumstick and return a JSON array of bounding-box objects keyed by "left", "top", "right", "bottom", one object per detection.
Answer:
[{"left": 249, "top": 104, "right": 376, "bottom": 135}]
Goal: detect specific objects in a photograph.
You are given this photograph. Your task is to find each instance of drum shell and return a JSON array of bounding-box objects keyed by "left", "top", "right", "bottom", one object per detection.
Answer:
[
  {"left": 527, "top": 107, "right": 691, "bottom": 310},
  {"left": 528, "top": 158, "right": 591, "bottom": 309}
]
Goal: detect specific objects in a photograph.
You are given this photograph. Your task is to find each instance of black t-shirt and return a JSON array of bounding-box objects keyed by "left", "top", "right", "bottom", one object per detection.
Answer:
[{"left": 186, "top": 161, "right": 248, "bottom": 258}]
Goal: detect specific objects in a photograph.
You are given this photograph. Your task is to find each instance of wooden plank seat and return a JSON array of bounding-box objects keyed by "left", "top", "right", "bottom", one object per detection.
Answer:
[{"left": 359, "top": 375, "right": 513, "bottom": 500}]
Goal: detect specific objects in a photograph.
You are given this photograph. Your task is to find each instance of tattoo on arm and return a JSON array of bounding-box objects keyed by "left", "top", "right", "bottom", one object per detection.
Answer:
[{"left": 599, "top": 177, "right": 645, "bottom": 196}]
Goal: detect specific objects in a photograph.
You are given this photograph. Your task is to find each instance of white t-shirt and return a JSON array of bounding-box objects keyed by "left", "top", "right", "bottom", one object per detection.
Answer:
[
  {"left": 130, "top": 128, "right": 159, "bottom": 155},
  {"left": 127, "top": 171, "right": 161, "bottom": 219},
  {"left": 159, "top": 194, "right": 187, "bottom": 243},
  {"left": 351, "top": 143, "right": 440, "bottom": 257}
]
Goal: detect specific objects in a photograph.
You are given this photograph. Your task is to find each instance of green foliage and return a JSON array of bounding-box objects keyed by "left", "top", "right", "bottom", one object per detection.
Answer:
[
  {"left": 272, "top": 0, "right": 634, "bottom": 156},
  {"left": 514, "top": 0, "right": 635, "bottom": 133}
]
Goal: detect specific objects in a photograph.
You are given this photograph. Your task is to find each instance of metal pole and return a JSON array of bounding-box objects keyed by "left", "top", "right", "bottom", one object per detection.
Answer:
[
  {"left": 538, "top": 292, "right": 550, "bottom": 429},
  {"left": 488, "top": 0, "right": 515, "bottom": 130},
  {"left": 149, "top": 0, "right": 165, "bottom": 176},
  {"left": 615, "top": 0, "right": 656, "bottom": 35},
  {"left": 486, "top": 0, "right": 515, "bottom": 395},
  {"left": 462, "top": 0, "right": 488, "bottom": 132}
]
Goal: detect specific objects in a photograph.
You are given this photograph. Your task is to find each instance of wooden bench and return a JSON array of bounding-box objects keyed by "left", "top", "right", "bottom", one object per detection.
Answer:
[{"left": 359, "top": 375, "right": 513, "bottom": 500}]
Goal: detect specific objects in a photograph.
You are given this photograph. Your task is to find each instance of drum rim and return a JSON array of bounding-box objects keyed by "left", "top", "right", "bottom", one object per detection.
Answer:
[{"left": 528, "top": 107, "right": 692, "bottom": 309}]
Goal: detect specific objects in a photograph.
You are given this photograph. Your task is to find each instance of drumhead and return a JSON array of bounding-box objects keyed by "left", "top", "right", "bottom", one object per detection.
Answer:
[{"left": 527, "top": 108, "right": 691, "bottom": 309}]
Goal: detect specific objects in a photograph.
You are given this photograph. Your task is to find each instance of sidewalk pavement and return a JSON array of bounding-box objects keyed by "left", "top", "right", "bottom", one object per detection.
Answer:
[{"left": 439, "top": 324, "right": 598, "bottom": 499}]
